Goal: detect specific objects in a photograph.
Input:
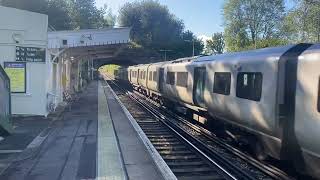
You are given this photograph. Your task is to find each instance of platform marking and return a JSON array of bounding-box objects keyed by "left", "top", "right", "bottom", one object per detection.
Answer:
[{"left": 96, "top": 81, "right": 126, "bottom": 180}]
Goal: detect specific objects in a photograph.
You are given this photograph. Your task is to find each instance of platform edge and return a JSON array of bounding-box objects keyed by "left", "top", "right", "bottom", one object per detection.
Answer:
[{"left": 104, "top": 81, "right": 177, "bottom": 180}]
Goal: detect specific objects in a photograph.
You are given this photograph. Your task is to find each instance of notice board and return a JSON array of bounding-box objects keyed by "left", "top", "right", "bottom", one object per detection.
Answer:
[{"left": 4, "top": 62, "right": 26, "bottom": 93}]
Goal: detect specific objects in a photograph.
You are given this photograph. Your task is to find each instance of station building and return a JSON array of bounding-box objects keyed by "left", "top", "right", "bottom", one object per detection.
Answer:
[{"left": 0, "top": 6, "right": 130, "bottom": 116}]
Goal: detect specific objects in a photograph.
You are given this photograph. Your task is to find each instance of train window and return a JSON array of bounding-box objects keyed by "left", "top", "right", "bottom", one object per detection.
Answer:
[
  {"left": 153, "top": 71, "right": 157, "bottom": 81},
  {"left": 236, "top": 72, "right": 263, "bottom": 101},
  {"left": 143, "top": 71, "right": 146, "bottom": 79},
  {"left": 149, "top": 71, "right": 152, "bottom": 81},
  {"left": 213, "top": 72, "right": 231, "bottom": 95},
  {"left": 166, "top": 72, "right": 175, "bottom": 85},
  {"left": 176, "top": 72, "right": 188, "bottom": 87}
]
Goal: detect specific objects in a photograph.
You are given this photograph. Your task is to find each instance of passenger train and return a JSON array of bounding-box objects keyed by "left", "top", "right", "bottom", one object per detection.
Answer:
[{"left": 114, "top": 43, "right": 320, "bottom": 179}]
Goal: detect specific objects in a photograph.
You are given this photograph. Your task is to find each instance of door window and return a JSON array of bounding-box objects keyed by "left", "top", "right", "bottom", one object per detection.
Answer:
[
  {"left": 166, "top": 72, "right": 175, "bottom": 85},
  {"left": 153, "top": 71, "right": 157, "bottom": 81},
  {"left": 176, "top": 72, "right": 188, "bottom": 87},
  {"left": 213, "top": 72, "right": 231, "bottom": 95},
  {"left": 194, "top": 68, "right": 206, "bottom": 106}
]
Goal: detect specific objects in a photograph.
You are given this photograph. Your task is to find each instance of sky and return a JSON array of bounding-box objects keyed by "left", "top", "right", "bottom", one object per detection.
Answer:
[{"left": 95, "top": 0, "right": 295, "bottom": 41}]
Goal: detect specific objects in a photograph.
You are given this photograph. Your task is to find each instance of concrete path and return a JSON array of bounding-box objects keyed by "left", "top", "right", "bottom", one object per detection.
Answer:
[
  {"left": 0, "top": 82, "right": 98, "bottom": 180},
  {"left": 0, "top": 81, "right": 165, "bottom": 180}
]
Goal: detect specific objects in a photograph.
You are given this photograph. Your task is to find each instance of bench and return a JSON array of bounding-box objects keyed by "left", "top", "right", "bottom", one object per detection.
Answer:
[{"left": 63, "top": 89, "right": 80, "bottom": 111}]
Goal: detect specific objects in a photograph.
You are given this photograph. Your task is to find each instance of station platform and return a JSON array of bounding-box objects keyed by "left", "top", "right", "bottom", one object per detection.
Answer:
[{"left": 0, "top": 81, "right": 173, "bottom": 180}]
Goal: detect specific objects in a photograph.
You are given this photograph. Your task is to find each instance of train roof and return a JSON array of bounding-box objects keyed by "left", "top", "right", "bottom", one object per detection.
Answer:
[{"left": 192, "top": 44, "right": 297, "bottom": 63}]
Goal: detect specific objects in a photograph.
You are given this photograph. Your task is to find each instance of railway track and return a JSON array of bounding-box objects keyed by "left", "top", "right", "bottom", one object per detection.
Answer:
[{"left": 104, "top": 77, "right": 293, "bottom": 180}]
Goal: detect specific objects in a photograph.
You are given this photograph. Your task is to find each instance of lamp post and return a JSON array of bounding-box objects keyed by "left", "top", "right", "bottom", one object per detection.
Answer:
[
  {"left": 159, "top": 49, "right": 172, "bottom": 61},
  {"left": 184, "top": 39, "right": 195, "bottom": 57}
]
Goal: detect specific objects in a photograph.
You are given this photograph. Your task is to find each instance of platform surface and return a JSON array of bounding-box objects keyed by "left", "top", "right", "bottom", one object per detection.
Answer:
[{"left": 0, "top": 81, "right": 164, "bottom": 180}]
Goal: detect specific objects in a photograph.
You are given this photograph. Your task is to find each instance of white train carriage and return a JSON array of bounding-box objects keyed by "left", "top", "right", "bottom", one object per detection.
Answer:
[
  {"left": 161, "top": 61, "right": 194, "bottom": 108},
  {"left": 294, "top": 44, "right": 320, "bottom": 177},
  {"left": 124, "top": 43, "right": 320, "bottom": 178},
  {"left": 115, "top": 67, "right": 128, "bottom": 81},
  {"left": 136, "top": 64, "right": 149, "bottom": 94},
  {"left": 145, "top": 62, "right": 167, "bottom": 101},
  {"left": 159, "top": 57, "right": 200, "bottom": 110},
  {"left": 196, "top": 45, "right": 299, "bottom": 160},
  {"left": 128, "top": 65, "right": 139, "bottom": 87}
]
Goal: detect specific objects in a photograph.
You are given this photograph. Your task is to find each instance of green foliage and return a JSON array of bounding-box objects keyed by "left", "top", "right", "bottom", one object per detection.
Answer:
[
  {"left": 223, "top": 0, "right": 287, "bottom": 52},
  {"left": 0, "top": 0, "right": 48, "bottom": 14},
  {"left": 282, "top": 0, "right": 320, "bottom": 43},
  {"left": 118, "top": 0, "right": 203, "bottom": 59},
  {"left": 205, "top": 33, "right": 225, "bottom": 55},
  {"left": 0, "top": 0, "right": 115, "bottom": 30},
  {"left": 119, "top": 0, "right": 183, "bottom": 47},
  {"left": 73, "top": 0, "right": 105, "bottom": 29},
  {"left": 47, "top": 0, "right": 75, "bottom": 30},
  {"left": 99, "top": 64, "right": 120, "bottom": 76}
]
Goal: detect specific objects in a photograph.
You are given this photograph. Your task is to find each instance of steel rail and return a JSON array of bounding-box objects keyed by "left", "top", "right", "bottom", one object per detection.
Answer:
[{"left": 104, "top": 76, "right": 263, "bottom": 180}]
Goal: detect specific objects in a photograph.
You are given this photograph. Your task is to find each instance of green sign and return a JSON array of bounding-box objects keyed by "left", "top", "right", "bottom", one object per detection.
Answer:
[
  {"left": 16, "top": 46, "right": 46, "bottom": 62},
  {"left": 4, "top": 62, "right": 26, "bottom": 93}
]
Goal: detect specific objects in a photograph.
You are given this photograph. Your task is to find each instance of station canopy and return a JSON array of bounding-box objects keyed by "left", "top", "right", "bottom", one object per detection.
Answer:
[{"left": 48, "top": 27, "right": 131, "bottom": 62}]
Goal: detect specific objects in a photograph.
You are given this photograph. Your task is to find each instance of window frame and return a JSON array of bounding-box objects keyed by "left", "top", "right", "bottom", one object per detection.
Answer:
[
  {"left": 213, "top": 72, "right": 231, "bottom": 95},
  {"left": 236, "top": 72, "right": 263, "bottom": 101},
  {"left": 176, "top": 72, "right": 188, "bottom": 87},
  {"left": 149, "top": 71, "right": 152, "bottom": 81},
  {"left": 153, "top": 71, "right": 157, "bottom": 81},
  {"left": 166, "top": 71, "right": 175, "bottom": 85}
]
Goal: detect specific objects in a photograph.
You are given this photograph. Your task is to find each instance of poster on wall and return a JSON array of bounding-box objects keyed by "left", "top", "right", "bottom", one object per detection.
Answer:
[
  {"left": 16, "top": 46, "right": 45, "bottom": 62},
  {"left": 4, "top": 62, "right": 26, "bottom": 93}
]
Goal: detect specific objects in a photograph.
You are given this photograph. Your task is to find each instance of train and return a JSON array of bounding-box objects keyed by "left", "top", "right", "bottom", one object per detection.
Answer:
[{"left": 114, "top": 43, "right": 320, "bottom": 179}]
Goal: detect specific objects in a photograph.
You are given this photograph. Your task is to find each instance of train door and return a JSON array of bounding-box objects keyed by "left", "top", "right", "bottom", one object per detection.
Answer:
[
  {"left": 193, "top": 67, "right": 206, "bottom": 107},
  {"left": 158, "top": 68, "right": 164, "bottom": 92},
  {"left": 129, "top": 70, "right": 132, "bottom": 81}
]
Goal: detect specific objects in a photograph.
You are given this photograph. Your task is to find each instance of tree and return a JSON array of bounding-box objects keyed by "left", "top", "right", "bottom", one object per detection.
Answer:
[
  {"left": 0, "top": 0, "right": 48, "bottom": 14},
  {"left": 0, "top": 0, "right": 115, "bottom": 30},
  {"left": 206, "top": 33, "right": 225, "bottom": 55},
  {"left": 223, "top": 0, "right": 287, "bottom": 52},
  {"left": 47, "top": 0, "right": 75, "bottom": 30},
  {"left": 118, "top": 0, "right": 203, "bottom": 59},
  {"left": 103, "top": 7, "right": 116, "bottom": 27},
  {"left": 1, "top": 0, "right": 75, "bottom": 30},
  {"left": 73, "top": 0, "right": 107, "bottom": 29},
  {"left": 282, "top": 0, "right": 320, "bottom": 43},
  {"left": 119, "top": 0, "right": 184, "bottom": 47}
]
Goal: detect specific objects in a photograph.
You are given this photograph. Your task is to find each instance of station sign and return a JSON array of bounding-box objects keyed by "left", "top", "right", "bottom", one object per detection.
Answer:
[{"left": 16, "top": 46, "right": 45, "bottom": 62}]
